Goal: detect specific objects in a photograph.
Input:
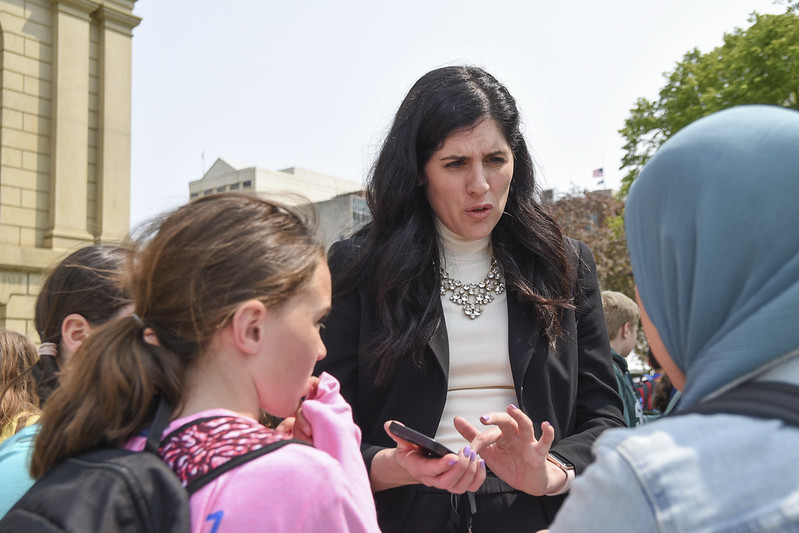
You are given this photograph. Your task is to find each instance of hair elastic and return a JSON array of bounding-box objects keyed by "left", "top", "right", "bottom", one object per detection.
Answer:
[{"left": 38, "top": 342, "right": 58, "bottom": 357}]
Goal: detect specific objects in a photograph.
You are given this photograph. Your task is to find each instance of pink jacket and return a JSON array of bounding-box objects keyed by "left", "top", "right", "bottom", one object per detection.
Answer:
[{"left": 126, "top": 372, "right": 380, "bottom": 532}]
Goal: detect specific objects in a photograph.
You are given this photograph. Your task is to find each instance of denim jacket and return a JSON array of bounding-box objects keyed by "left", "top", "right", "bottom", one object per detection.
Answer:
[{"left": 548, "top": 360, "right": 799, "bottom": 532}]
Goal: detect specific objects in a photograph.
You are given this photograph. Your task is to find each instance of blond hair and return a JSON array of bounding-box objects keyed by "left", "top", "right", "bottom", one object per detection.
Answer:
[
  {"left": 0, "top": 329, "right": 40, "bottom": 435},
  {"left": 601, "top": 291, "right": 640, "bottom": 340}
]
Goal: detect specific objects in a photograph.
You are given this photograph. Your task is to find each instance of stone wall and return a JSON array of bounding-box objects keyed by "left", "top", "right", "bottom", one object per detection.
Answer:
[{"left": 0, "top": 0, "right": 139, "bottom": 336}]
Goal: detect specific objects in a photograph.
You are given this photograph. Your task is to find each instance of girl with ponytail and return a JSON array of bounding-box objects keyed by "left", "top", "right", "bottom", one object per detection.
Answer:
[
  {"left": 32, "top": 193, "right": 379, "bottom": 533},
  {"left": 0, "top": 244, "right": 129, "bottom": 516},
  {"left": 32, "top": 244, "right": 130, "bottom": 405}
]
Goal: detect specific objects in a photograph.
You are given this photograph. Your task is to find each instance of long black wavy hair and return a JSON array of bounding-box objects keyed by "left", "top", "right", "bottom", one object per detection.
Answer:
[{"left": 336, "top": 66, "right": 573, "bottom": 383}]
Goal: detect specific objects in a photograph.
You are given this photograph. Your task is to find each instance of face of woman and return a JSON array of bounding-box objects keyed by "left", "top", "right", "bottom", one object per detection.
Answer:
[
  {"left": 256, "top": 261, "right": 332, "bottom": 418},
  {"left": 423, "top": 118, "right": 514, "bottom": 241},
  {"left": 635, "top": 287, "right": 686, "bottom": 390}
]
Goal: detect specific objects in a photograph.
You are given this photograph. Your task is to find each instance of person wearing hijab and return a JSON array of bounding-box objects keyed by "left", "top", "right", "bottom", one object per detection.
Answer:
[{"left": 537, "top": 105, "right": 799, "bottom": 531}]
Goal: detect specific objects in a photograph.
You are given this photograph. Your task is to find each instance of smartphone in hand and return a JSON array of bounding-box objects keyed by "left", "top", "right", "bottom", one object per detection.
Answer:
[{"left": 387, "top": 421, "right": 455, "bottom": 458}]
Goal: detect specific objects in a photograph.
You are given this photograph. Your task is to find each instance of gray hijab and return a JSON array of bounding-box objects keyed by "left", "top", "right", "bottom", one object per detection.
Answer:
[{"left": 625, "top": 105, "right": 799, "bottom": 409}]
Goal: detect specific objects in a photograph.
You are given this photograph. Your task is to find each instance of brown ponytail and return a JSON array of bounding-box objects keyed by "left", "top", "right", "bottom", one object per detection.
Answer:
[{"left": 31, "top": 316, "right": 182, "bottom": 476}]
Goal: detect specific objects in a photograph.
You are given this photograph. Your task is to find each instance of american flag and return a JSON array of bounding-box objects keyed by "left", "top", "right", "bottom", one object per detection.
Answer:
[{"left": 593, "top": 168, "right": 604, "bottom": 178}]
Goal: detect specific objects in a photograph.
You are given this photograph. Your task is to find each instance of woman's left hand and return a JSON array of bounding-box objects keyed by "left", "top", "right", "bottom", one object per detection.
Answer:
[{"left": 454, "top": 404, "right": 563, "bottom": 496}]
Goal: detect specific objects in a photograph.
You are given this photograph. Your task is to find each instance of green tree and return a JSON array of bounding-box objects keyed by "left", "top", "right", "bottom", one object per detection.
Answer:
[
  {"left": 619, "top": 9, "right": 799, "bottom": 196},
  {"left": 550, "top": 189, "right": 653, "bottom": 365}
]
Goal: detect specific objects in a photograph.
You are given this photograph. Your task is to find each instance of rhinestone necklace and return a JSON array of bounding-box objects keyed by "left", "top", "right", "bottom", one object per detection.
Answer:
[{"left": 439, "top": 257, "right": 505, "bottom": 319}]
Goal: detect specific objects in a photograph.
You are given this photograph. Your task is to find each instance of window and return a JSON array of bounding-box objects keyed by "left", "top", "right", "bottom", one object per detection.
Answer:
[
  {"left": 242, "top": 180, "right": 252, "bottom": 188},
  {"left": 190, "top": 192, "right": 199, "bottom": 198},
  {"left": 351, "top": 195, "right": 371, "bottom": 230},
  {"left": 217, "top": 187, "right": 226, "bottom": 193},
  {"left": 230, "top": 183, "right": 240, "bottom": 190},
  {"left": 203, "top": 189, "right": 213, "bottom": 196}
]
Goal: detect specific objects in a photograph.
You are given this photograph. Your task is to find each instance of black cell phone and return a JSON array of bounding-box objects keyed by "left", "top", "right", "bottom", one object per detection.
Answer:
[{"left": 387, "top": 421, "right": 455, "bottom": 458}]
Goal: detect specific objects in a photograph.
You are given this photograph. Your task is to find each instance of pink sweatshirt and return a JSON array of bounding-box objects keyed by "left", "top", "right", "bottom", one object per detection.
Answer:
[{"left": 126, "top": 372, "right": 380, "bottom": 533}]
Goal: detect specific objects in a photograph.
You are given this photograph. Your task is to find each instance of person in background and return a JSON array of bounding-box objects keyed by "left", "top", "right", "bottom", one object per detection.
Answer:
[
  {"left": 32, "top": 244, "right": 130, "bottom": 405},
  {"left": 634, "top": 349, "right": 661, "bottom": 413},
  {"left": 30, "top": 194, "right": 380, "bottom": 532},
  {"left": 0, "top": 330, "right": 40, "bottom": 445},
  {"left": 652, "top": 373, "right": 678, "bottom": 414},
  {"left": 0, "top": 244, "right": 129, "bottom": 517},
  {"left": 545, "top": 105, "right": 799, "bottom": 531},
  {"left": 317, "top": 65, "right": 624, "bottom": 533},
  {"left": 601, "top": 291, "right": 644, "bottom": 427}
]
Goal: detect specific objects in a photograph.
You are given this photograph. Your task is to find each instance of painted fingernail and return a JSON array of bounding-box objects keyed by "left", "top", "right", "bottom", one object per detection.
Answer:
[
  {"left": 470, "top": 451, "right": 477, "bottom": 461},
  {"left": 480, "top": 414, "right": 491, "bottom": 423},
  {"left": 464, "top": 446, "right": 472, "bottom": 456},
  {"left": 479, "top": 460, "right": 486, "bottom": 470},
  {"left": 448, "top": 458, "right": 458, "bottom": 466},
  {"left": 509, "top": 404, "right": 518, "bottom": 410},
  {"left": 543, "top": 421, "right": 551, "bottom": 429}
]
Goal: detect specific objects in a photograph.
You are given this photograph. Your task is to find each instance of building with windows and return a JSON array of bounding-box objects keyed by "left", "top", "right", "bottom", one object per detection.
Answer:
[
  {"left": 0, "top": 0, "right": 140, "bottom": 335},
  {"left": 189, "top": 158, "right": 370, "bottom": 249},
  {"left": 314, "top": 191, "right": 369, "bottom": 249},
  {"left": 190, "top": 158, "right": 361, "bottom": 203}
]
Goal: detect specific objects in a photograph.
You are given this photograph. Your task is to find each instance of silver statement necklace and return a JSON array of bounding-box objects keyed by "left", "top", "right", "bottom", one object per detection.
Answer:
[{"left": 439, "top": 257, "right": 505, "bottom": 319}]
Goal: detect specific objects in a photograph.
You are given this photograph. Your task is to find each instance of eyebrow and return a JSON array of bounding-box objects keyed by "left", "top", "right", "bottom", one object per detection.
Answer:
[{"left": 438, "top": 149, "right": 509, "bottom": 161}]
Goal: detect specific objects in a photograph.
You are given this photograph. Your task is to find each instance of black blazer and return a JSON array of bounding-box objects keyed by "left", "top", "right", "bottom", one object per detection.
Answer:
[{"left": 316, "top": 236, "right": 625, "bottom": 528}]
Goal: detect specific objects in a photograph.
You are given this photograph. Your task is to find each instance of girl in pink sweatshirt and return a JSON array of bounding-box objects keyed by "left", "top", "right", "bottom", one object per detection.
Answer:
[{"left": 30, "top": 193, "right": 380, "bottom": 533}]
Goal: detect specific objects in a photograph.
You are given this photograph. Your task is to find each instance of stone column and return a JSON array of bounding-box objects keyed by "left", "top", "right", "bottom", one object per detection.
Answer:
[
  {"left": 46, "top": 0, "right": 99, "bottom": 249},
  {"left": 96, "top": 4, "right": 139, "bottom": 242}
]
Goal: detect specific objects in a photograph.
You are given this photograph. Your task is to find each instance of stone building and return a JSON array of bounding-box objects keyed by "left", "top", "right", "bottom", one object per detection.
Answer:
[
  {"left": 189, "top": 158, "right": 369, "bottom": 249},
  {"left": 313, "top": 191, "right": 369, "bottom": 250},
  {"left": 0, "top": 0, "right": 139, "bottom": 336}
]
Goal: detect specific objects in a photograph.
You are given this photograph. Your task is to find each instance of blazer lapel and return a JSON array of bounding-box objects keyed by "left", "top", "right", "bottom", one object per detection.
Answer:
[
  {"left": 428, "top": 297, "right": 449, "bottom": 376},
  {"left": 507, "top": 289, "right": 542, "bottom": 387}
]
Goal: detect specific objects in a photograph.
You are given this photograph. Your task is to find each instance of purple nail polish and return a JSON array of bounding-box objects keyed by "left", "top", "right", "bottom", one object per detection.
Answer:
[
  {"left": 464, "top": 446, "right": 472, "bottom": 456},
  {"left": 509, "top": 404, "right": 518, "bottom": 410},
  {"left": 480, "top": 460, "right": 486, "bottom": 470},
  {"left": 480, "top": 415, "right": 491, "bottom": 423},
  {"left": 470, "top": 451, "right": 477, "bottom": 461},
  {"left": 448, "top": 458, "right": 458, "bottom": 466}
]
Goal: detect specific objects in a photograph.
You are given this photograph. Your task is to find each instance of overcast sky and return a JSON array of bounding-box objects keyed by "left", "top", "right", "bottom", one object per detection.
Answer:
[{"left": 129, "top": 1, "right": 788, "bottom": 228}]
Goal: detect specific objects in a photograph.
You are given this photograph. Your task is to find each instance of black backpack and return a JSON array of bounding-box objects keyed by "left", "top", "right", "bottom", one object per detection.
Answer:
[{"left": 0, "top": 400, "right": 305, "bottom": 532}]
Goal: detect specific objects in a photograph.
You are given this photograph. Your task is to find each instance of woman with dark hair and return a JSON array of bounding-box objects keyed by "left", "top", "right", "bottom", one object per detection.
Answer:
[{"left": 316, "top": 65, "right": 624, "bottom": 532}]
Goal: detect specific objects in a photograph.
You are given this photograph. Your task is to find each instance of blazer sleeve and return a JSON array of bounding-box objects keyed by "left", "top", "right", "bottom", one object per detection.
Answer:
[{"left": 549, "top": 240, "right": 626, "bottom": 471}]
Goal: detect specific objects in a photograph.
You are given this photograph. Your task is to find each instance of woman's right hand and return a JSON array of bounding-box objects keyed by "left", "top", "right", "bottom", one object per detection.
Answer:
[
  {"left": 368, "top": 420, "right": 486, "bottom": 493},
  {"left": 454, "top": 404, "right": 563, "bottom": 496}
]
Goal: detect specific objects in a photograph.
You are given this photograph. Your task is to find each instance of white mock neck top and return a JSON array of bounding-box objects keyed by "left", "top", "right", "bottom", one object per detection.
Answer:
[{"left": 434, "top": 219, "right": 516, "bottom": 450}]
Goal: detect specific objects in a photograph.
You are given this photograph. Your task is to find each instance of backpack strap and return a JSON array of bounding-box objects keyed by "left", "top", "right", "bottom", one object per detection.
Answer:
[
  {"left": 676, "top": 380, "right": 799, "bottom": 428},
  {"left": 144, "top": 396, "right": 173, "bottom": 454},
  {"left": 185, "top": 439, "right": 301, "bottom": 494},
  {"left": 157, "top": 415, "right": 311, "bottom": 495}
]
